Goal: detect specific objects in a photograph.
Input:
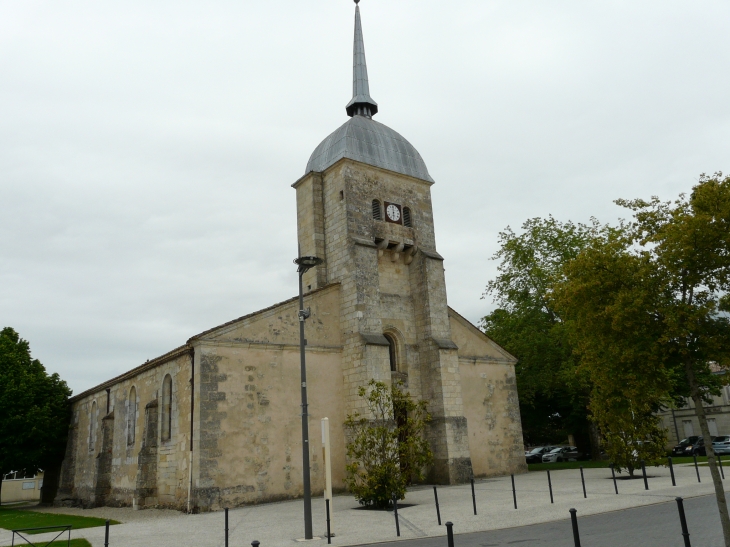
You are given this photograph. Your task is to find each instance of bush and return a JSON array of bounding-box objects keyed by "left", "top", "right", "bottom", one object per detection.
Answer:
[{"left": 344, "top": 380, "right": 432, "bottom": 509}]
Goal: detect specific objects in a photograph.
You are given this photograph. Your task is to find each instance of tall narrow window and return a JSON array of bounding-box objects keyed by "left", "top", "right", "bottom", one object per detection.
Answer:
[
  {"left": 89, "top": 401, "right": 97, "bottom": 452},
  {"left": 127, "top": 386, "right": 137, "bottom": 446},
  {"left": 384, "top": 333, "right": 397, "bottom": 372},
  {"left": 372, "top": 199, "right": 382, "bottom": 220},
  {"left": 403, "top": 207, "right": 412, "bottom": 227},
  {"left": 161, "top": 375, "right": 172, "bottom": 442}
]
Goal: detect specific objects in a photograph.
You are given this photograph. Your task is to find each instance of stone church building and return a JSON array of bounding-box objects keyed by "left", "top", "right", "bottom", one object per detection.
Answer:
[{"left": 55, "top": 3, "right": 526, "bottom": 512}]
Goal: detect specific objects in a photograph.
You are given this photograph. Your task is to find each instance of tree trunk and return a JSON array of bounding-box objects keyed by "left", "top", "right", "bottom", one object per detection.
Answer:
[
  {"left": 687, "top": 365, "right": 730, "bottom": 547},
  {"left": 589, "top": 422, "right": 602, "bottom": 461}
]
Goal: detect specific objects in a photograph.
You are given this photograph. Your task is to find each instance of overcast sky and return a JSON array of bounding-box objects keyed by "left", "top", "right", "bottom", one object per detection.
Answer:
[{"left": 1, "top": 0, "right": 728, "bottom": 395}]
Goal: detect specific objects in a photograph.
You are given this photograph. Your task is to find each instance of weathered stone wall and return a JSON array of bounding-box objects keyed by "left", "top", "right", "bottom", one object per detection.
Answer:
[
  {"left": 189, "top": 284, "right": 347, "bottom": 510},
  {"left": 449, "top": 311, "right": 527, "bottom": 477},
  {"left": 56, "top": 349, "right": 193, "bottom": 509},
  {"left": 135, "top": 400, "right": 159, "bottom": 507},
  {"left": 191, "top": 344, "right": 345, "bottom": 510}
]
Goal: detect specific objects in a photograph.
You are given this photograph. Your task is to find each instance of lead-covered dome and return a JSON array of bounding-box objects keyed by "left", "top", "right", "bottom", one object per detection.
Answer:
[{"left": 305, "top": 115, "right": 434, "bottom": 183}]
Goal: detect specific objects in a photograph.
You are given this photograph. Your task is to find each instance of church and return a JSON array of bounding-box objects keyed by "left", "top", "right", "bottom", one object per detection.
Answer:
[{"left": 55, "top": 2, "right": 526, "bottom": 512}]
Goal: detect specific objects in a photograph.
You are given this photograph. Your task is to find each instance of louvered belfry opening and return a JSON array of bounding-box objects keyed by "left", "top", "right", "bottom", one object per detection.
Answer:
[
  {"left": 372, "top": 199, "right": 382, "bottom": 220},
  {"left": 403, "top": 207, "right": 412, "bottom": 227}
]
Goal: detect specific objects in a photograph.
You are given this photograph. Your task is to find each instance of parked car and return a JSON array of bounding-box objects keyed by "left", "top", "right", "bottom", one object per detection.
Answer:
[
  {"left": 673, "top": 436, "right": 712, "bottom": 456},
  {"left": 542, "top": 446, "right": 582, "bottom": 463},
  {"left": 712, "top": 436, "right": 730, "bottom": 455},
  {"left": 525, "top": 446, "right": 556, "bottom": 464},
  {"left": 672, "top": 436, "right": 700, "bottom": 457}
]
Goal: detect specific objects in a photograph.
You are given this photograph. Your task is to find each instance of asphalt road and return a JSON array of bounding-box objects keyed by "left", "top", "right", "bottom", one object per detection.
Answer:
[{"left": 359, "top": 494, "right": 725, "bottom": 547}]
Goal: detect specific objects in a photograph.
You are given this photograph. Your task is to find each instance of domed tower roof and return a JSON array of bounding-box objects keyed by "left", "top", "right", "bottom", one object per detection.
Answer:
[{"left": 305, "top": 1, "right": 434, "bottom": 184}]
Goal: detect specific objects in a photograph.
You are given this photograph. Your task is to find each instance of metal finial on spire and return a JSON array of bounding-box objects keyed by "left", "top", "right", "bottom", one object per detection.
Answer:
[{"left": 345, "top": 2, "right": 378, "bottom": 117}]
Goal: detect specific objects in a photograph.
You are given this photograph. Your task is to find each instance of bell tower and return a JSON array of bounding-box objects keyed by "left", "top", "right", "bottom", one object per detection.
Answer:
[{"left": 292, "top": 0, "right": 473, "bottom": 484}]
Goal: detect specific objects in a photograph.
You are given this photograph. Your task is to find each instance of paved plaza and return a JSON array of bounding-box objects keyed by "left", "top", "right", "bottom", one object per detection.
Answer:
[{"left": 2, "top": 463, "right": 728, "bottom": 547}]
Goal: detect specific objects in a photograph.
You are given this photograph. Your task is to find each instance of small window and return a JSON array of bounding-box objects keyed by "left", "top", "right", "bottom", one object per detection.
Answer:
[
  {"left": 127, "top": 386, "right": 137, "bottom": 446},
  {"left": 161, "top": 375, "right": 173, "bottom": 442},
  {"left": 384, "top": 333, "right": 397, "bottom": 372},
  {"left": 403, "top": 207, "right": 412, "bottom": 227},
  {"left": 372, "top": 200, "right": 382, "bottom": 221}
]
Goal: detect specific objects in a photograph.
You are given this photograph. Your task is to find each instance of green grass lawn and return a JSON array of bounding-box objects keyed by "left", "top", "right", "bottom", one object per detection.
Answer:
[
  {"left": 1, "top": 539, "right": 91, "bottom": 547},
  {"left": 528, "top": 460, "right": 611, "bottom": 472},
  {"left": 0, "top": 506, "right": 118, "bottom": 535},
  {"left": 2, "top": 540, "right": 93, "bottom": 547},
  {"left": 527, "top": 456, "right": 720, "bottom": 472}
]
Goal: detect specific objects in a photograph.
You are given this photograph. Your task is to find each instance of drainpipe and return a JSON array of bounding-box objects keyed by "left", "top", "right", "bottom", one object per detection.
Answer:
[
  {"left": 106, "top": 388, "right": 111, "bottom": 415},
  {"left": 187, "top": 347, "right": 195, "bottom": 513}
]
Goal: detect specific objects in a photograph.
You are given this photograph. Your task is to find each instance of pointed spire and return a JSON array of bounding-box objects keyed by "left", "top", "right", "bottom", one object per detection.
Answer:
[{"left": 345, "top": 0, "right": 378, "bottom": 118}]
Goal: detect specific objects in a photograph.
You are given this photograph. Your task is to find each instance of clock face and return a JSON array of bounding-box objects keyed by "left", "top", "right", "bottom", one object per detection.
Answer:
[{"left": 386, "top": 204, "right": 401, "bottom": 222}]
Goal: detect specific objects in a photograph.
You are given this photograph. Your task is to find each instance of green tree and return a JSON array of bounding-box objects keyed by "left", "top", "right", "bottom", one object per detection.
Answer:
[
  {"left": 551, "top": 223, "right": 675, "bottom": 475},
  {"left": 344, "top": 380, "right": 432, "bottom": 509},
  {"left": 481, "top": 217, "right": 595, "bottom": 454},
  {"left": 0, "top": 328, "right": 72, "bottom": 503},
  {"left": 552, "top": 173, "right": 730, "bottom": 544}
]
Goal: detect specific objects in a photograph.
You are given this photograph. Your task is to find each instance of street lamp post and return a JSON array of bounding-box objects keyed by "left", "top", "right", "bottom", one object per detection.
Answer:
[{"left": 294, "top": 255, "right": 323, "bottom": 540}]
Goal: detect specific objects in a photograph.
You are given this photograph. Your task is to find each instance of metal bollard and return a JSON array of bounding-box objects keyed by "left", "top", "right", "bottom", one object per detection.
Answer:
[
  {"left": 668, "top": 456, "right": 676, "bottom": 486},
  {"left": 393, "top": 494, "right": 401, "bottom": 537},
  {"left": 569, "top": 508, "right": 581, "bottom": 547},
  {"left": 225, "top": 508, "right": 229, "bottom": 547},
  {"left": 675, "top": 497, "right": 691, "bottom": 547},
  {"left": 104, "top": 520, "right": 110, "bottom": 547},
  {"left": 470, "top": 478, "right": 477, "bottom": 515},
  {"left": 579, "top": 466, "right": 586, "bottom": 498},
  {"left": 641, "top": 460, "right": 649, "bottom": 490},
  {"left": 433, "top": 486, "right": 442, "bottom": 525},
  {"left": 445, "top": 521, "right": 455, "bottom": 547},
  {"left": 610, "top": 464, "right": 618, "bottom": 494},
  {"left": 719, "top": 454, "right": 725, "bottom": 480},
  {"left": 252, "top": 541, "right": 260, "bottom": 547},
  {"left": 693, "top": 454, "right": 701, "bottom": 483},
  {"left": 547, "top": 470, "right": 554, "bottom": 503},
  {"left": 511, "top": 474, "right": 517, "bottom": 509},
  {"left": 326, "top": 499, "right": 331, "bottom": 545}
]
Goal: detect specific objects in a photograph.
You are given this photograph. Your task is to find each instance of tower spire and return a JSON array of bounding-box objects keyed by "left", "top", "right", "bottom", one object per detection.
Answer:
[{"left": 345, "top": 0, "right": 378, "bottom": 118}]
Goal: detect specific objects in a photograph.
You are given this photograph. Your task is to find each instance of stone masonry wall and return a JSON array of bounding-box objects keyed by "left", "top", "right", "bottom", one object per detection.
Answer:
[{"left": 56, "top": 350, "right": 193, "bottom": 509}]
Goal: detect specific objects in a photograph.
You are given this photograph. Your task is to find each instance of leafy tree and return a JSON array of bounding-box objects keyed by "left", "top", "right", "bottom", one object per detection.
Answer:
[
  {"left": 481, "top": 217, "right": 596, "bottom": 454},
  {"left": 550, "top": 223, "right": 675, "bottom": 475},
  {"left": 0, "top": 328, "right": 72, "bottom": 503},
  {"left": 552, "top": 173, "right": 730, "bottom": 544},
  {"left": 344, "top": 380, "right": 432, "bottom": 509}
]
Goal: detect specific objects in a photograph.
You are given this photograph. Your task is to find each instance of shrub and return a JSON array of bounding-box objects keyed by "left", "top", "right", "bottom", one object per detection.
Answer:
[{"left": 344, "top": 380, "right": 432, "bottom": 509}]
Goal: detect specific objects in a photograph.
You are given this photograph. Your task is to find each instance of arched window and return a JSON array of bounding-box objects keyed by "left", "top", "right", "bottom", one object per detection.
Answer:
[
  {"left": 384, "top": 333, "right": 398, "bottom": 372},
  {"left": 372, "top": 199, "right": 382, "bottom": 221},
  {"left": 127, "top": 386, "right": 137, "bottom": 446},
  {"left": 403, "top": 207, "right": 412, "bottom": 228},
  {"left": 161, "top": 375, "right": 173, "bottom": 442},
  {"left": 89, "top": 401, "right": 98, "bottom": 452}
]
